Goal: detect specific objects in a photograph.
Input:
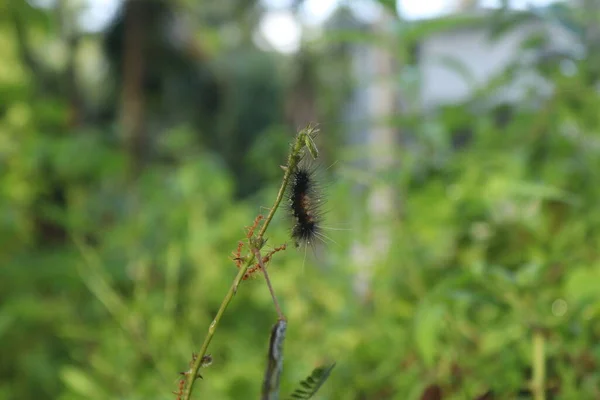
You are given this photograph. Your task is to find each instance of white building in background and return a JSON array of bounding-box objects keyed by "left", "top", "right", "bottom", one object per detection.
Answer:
[
  {"left": 337, "top": 3, "right": 583, "bottom": 299},
  {"left": 341, "top": 4, "right": 583, "bottom": 126},
  {"left": 415, "top": 8, "right": 582, "bottom": 109}
]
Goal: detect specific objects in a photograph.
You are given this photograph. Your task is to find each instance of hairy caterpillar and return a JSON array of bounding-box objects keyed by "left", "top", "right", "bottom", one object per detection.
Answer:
[{"left": 287, "top": 161, "right": 327, "bottom": 248}]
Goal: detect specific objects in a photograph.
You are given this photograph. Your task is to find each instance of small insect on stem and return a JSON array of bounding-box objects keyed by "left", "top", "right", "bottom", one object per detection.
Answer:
[
  {"left": 181, "top": 354, "right": 213, "bottom": 379},
  {"left": 301, "top": 123, "right": 320, "bottom": 160},
  {"left": 173, "top": 378, "right": 186, "bottom": 400},
  {"left": 304, "top": 133, "right": 319, "bottom": 159}
]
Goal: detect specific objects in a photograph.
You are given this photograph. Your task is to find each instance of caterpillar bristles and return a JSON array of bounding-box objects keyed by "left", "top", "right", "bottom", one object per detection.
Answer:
[{"left": 287, "top": 158, "right": 327, "bottom": 249}]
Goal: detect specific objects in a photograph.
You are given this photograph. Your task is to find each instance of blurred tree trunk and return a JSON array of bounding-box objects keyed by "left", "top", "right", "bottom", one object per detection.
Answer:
[
  {"left": 582, "top": 0, "right": 600, "bottom": 49},
  {"left": 285, "top": 50, "right": 318, "bottom": 130},
  {"left": 577, "top": 0, "right": 600, "bottom": 85},
  {"left": 121, "top": 1, "right": 147, "bottom": 178},
  {"left": 56, "top": 0, "right": 83, "bottom": 128},
  {"left": 10, "top": 0, "right": 84, "bottom": 244},
  {"left": 353, "top": 12, "right": 398, "bottom": 303}
]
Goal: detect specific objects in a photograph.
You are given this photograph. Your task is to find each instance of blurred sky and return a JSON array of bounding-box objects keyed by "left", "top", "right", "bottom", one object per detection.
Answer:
[
  {"left": 77, "top": 0, "right": 559, "bottom": 52},
  {"left": 261, "top": 0, "right": 559, "bottom": 52}
]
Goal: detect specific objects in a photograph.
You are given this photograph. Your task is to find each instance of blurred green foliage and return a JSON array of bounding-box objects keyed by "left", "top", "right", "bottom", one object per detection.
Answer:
[{"left": 1, "top": 1, "right": 600, "bottom": 399}]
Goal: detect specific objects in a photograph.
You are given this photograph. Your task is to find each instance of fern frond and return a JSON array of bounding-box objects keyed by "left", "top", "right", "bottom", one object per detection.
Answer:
[{"left": 288, "top": 363, "right": 336, "bottom": 399}]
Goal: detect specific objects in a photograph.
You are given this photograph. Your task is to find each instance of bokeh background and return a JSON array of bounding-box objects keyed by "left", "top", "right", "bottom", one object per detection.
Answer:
[{"left": 2, "top": 0, "right": 600, "bottom": 399}]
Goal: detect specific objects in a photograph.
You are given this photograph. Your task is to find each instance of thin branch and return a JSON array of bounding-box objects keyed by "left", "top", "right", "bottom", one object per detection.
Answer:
[
  {"left": 253, "top": 248, "right": 285, "bottom": 321},
  {"left": 181, "top": 126, "right": 317, "bottom": 400},
  {"left": 9, "top": 4, "right": 45, "bottom": 79},
  {"left": 532, "top": 330, "right": 546, "bottom": 400}
]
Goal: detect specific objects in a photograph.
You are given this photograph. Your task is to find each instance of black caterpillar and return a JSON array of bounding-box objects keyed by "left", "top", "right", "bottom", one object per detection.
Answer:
[{"left": 288, "top": 163, "right": 324, "bottom": 248}]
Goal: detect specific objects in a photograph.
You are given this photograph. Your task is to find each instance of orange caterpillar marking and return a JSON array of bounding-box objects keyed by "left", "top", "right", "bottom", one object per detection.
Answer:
[{"left": 288, "top": 166, "right": 323, "bottom": 247}]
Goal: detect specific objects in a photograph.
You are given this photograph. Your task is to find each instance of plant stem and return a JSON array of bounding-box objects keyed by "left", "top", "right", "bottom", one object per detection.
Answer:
[
  {"left": 532, "top": 330, "right": 546, "bottom": 400},
  {"left": 256, "top": 128, "right": 309, "bottom": 240},
  {"left": 181, "top": 259, "right": 251, "bottom": 400},
  {"left": 254, "top": 248, "right": 285, "bottom": 321},
  {"left": 181, "top": 127, "right": 313, "bottom": 400}
]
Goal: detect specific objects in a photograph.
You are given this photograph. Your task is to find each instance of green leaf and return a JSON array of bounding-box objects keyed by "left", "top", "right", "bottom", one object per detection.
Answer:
[
  {"left": 288, "top": 363, "right": 336, "bottom": 400},
  {"left": 414, "top": 303, "right": 445, "bottom": 367},
  {"left": 565, "top": 266, "right": 600, "bottom": 305},
  {"left": 60, "top": 367, "right": 105, "bottom": 398}
]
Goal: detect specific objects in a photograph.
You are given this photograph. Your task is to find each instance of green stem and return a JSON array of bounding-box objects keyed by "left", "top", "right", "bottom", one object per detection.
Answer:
[
  {"left": 181, "top": 260, "right": 250, "bottom": 400},
  {"left": 254, "top": 248, "right": 285, "bottom": 321},
  {"left": 256, "top": 128, "right": 308, "bottom": 240},
  {"left": 181, "top": 127, "right": 313, "bottom": 400},
  {"left": 532, "top": 330, "right": 546, "bottom": 400}
]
